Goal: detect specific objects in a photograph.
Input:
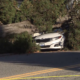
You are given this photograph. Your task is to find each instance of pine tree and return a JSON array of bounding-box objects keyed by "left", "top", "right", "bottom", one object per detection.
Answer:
[
  {"left": 50, "top": 0, "right": 67, "bottom": 17},
  {"left": 30, "top": 0, "right": 67, "bottom": 32},
  {"left": 0, "top": 0, "right": 16, "bottom": 24},
  {"left": 66, "top": 1, "right": 80, "bottom": 50},
  {"left": 20, "top": 0, "right": 33, "bottom": 21}
]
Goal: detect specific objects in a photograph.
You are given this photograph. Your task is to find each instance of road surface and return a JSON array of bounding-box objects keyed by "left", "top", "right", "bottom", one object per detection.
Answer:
[{"left": 0, "top": 52, "right": 80, "bottom": 80}]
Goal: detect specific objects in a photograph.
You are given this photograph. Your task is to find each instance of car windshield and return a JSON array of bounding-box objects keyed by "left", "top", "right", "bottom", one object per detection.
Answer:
[{"left": 53, "top": 28, "right": 63, "bottom": 33}]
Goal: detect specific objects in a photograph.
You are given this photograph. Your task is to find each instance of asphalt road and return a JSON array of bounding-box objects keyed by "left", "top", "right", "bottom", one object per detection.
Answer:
[{"left": 0, "top": 52, "right": 80, "bottom": 80}]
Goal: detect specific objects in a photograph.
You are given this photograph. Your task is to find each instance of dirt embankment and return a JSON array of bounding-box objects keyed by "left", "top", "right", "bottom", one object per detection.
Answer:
[{"left": 0, "top": 21, "right": 38, "bottom": 37}]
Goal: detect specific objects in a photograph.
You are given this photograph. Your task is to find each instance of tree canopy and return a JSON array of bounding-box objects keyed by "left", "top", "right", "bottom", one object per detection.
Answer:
[
  {"left": 0, "top": 0, "right": 17, "bottom": 24},
  {"left": 0, "top": 0, "right": 67, "bottom": 32},
  {"left": 66, "top": 1, "right": 80, "bottom": 50}
]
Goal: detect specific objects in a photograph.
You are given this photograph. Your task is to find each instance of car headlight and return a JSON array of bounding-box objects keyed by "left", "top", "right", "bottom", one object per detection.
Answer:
[{"left": 50, "top": 36, "right": 61, "bottom": 41}]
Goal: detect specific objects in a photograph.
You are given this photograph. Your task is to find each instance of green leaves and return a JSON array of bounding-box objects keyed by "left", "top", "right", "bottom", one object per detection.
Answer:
[
  {"left": 0, "top": 0, "right": 67, "bottom": 33},
  {"left": 66, "top": 1, "right": 80, "bottom": 50},
  {"left": 30, "top": 0, "right": 66, "bottom": 32},
  {"left": 20, "top": 0, "right": 33, "bottom": 19},
  {"left": 0, "top": 0, "right": 16, "bottom": 24}
]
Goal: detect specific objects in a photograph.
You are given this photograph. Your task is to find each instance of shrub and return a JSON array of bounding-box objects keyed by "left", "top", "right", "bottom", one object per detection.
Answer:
[
  {"left": 0, "top": 38, "right": 13, "bottom": 53},
  {"left": 0, "top": 32, "right": 40, "bottom": 54}
]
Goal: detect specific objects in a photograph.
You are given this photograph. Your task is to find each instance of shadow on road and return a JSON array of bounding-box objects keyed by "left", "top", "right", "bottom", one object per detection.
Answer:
[
  {"left": 41, "top": 49, "right": 59, "bottom": 52},
  {"left": 0, "top": 52, "right": 80, "bottom": 72}
]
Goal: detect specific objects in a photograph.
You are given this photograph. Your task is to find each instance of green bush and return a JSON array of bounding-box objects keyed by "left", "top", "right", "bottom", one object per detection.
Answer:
[
  {"left": 0, "top": 38, "right": 13, "bottom": 53},
  {"left": 0, "top": 32, "right": 40, "bottom": 54},
  {"left": 13, "top": 32, "right": 39, "bottom": 53}
]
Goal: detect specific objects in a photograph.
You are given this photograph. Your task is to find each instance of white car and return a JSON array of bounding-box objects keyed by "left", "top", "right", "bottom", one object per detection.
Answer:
[{"left": 34, "top": 33, "right": 65, "bottom": 49}]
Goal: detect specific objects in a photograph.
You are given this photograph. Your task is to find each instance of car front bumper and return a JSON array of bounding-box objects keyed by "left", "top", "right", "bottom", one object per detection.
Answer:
[{"left": 36, "top": 42, "right": 64, "bottom": 50}]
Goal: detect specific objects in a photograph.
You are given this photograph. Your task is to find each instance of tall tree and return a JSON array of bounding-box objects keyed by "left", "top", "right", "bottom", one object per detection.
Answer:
[
  {"left": 66, "top": 1, "right": 80, "bottom": 50},
  {"left": 30, "top": 0, "right": 67, "bottom": 32},
  {"left": 20, "top": 0, "right": 33, "bottom": 21},
  {"left": 0, "top": 0, "right": 16, "bottom": 24},
  {"left": 50, "top": 0, "right": 67, "bottom": 16}
]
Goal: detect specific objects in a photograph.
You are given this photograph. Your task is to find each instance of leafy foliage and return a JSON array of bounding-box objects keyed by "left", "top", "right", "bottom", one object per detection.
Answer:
[
  {"left": 66, "top": 1, "right": 80, "bottom": 50},
  {"left": 0, "top": 0, "right": 67, "bottom": 32},
  {"left": 0, "top": 0, "right": 16, "bottom": 24},
  {"left": 0, "top": 32, "right": 40, "bottom": 53},
  {"left": 13, "top": 32, "right": 39, "bottom": 53},
  {"left": 50, "top": 0, "right": 67, "bottom": 16},
  {"left": 20, "top": 0, "right": 33, "bottom": 21},
  {"left": 30, "top": 0, "right": 66, "bottom": 32}
]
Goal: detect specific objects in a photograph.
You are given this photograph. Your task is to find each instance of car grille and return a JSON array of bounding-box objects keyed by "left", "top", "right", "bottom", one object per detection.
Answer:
[
  {"left": 41, "top": 45, "right": 50, "bottom": 48},
  {"left": 35, "top": 38, "right": 51, "bottom": 43}
]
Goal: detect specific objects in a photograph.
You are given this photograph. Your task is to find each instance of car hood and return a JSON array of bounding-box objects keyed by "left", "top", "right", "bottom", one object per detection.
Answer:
[{"left": 35, "top": 33, "right": 62, "bottom": 39}]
